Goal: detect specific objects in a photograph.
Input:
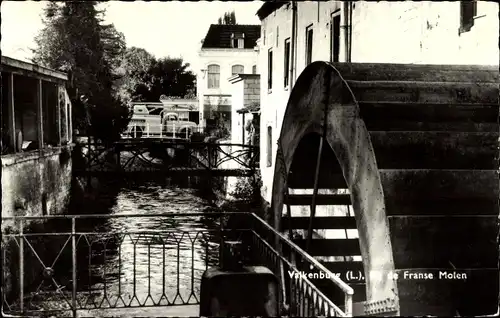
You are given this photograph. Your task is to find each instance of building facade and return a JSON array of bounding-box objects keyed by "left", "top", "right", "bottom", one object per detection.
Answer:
[
  {"left": 197, "top": 24, "right": 260, "bottom": 134},
  {"left": 257, "top": 0, "right": 499, "bottom": 204},
  {"left": 1, "top": 56, "right": 73, "bottom": 225}
]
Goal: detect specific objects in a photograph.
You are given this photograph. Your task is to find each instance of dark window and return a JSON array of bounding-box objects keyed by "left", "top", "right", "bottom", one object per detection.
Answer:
[
  {"left": 231, "top": 33, "right": 245, "bottom": 48},
  {"left": 252, "top": 65, "right": 257, "bottom": 74},
  {"left": 284, "top": 38, "right": 291, "bottom": 87},
  {"left": 268, "top": 49, "right": 273, "bottom": 90},
  {"left": 267, "top": 126, "right": 272, "bottom": 167},
  {"left": 331, "top": 13, "right": 341, "bottom": 62},
  {"left": 460, "top": 0, "right": 477, "bottom": 33},
  {"left": 306, "top": 25, "right": 313, "bottom": 65}
]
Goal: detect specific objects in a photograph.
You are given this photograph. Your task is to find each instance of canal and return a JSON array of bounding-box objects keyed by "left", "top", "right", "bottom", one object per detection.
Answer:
[{"left": 13, "top": 179, "right": 235, "bottom": 316}]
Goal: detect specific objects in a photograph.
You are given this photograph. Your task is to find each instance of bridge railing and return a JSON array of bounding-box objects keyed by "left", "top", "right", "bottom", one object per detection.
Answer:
[
  {"left": 73, "top": 139, "right": 259, "bottom": 175},
  {"left": 2, "top": 212, "right": 352, "bottom": 317}
]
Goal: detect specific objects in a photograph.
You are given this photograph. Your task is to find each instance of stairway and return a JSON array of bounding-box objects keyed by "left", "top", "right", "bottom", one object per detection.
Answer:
[
  {"left": 279, "top": 131, "right": 367, "bottom": 314},
  {"left": 281, "top": 189, "right": 367, "bottom": 307},
  {"left": 332, "top": 62, "right": 499, "bottom": 316}
]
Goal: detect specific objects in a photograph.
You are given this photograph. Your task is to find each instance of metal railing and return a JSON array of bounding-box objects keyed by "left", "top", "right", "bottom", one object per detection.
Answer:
[
  {"left": 2, "top": 212, "right": 353, "bottom": 317},
  {"left": 74, "top": 139, "right": 259, "bottom": 175},
  {"left": 123, "top": 124, "right": 204, "bottom": 140}
]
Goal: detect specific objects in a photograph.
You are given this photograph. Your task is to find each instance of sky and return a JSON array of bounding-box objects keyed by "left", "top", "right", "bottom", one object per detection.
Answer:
[{"left": 1, "top": 0, "right": 263, "bottom": 72}]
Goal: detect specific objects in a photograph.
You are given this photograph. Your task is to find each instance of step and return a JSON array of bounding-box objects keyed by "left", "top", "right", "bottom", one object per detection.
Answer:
[
  {"left": 312, "top": 279, "right": 367, "bottom": 303},
  {"left": 321, "top": 260, "right": 365, "bottom": 275},
  {"left": 379, "top": 169, "right": 498, "bottom": 202},
  {"left": 331, "top": 62, "right": 499, "bottom": 83},
  {"left": 288, "top": 171, "right": 348, "bottom": 189},
  {"left": 347, "top": 81, "right": 499, "bottom": 104},
  {"left": 358, "top": 101, "right": 498, "bottom": 123},
  {"left": 369, "top": 131, "right": 498, "bottom": 169},
  {"left": 364, "top": 120, "right": 498, "bottom": 132},
  {"left": 292, "top": 238, "right": 361, "bottom": 257},
  {"left": 281, "top": 216, "right": 357, "bottom": 230},
  {"left": 284, "top": 194, "right": 351, "bottom": 206}
]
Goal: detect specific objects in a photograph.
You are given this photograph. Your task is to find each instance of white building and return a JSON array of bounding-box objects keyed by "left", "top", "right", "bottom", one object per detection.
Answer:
[
  {"left": 197, "top": 24, "right": 260, "bottom": 134},
  {"left": 256, "top": 0, "right": 499, "bottom": 204}
]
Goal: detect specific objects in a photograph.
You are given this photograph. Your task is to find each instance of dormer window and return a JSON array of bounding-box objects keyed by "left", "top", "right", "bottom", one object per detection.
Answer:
[{"left": 231, "top": 32, "right": 245, "bottom": 48}]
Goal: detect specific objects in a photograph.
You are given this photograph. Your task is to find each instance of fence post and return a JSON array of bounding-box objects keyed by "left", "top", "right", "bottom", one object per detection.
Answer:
[
  {"left": 19, "top": 219, "right": 24, "bottom": 314},
  {"left": 344, "top": 293, "right": 353, "bottom": 317},
  {"left": 173, "top": 124, "right": 176, "bottom": 139},
  {"left": 72, "top": 218, "right": 77, "bottom": 318}
]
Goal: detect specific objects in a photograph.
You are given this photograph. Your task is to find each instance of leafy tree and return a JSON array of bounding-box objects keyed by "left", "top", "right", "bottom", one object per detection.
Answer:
[
  {"left": 114, "top": 46, "right": 156, "bottom": 103},
  {"left": 218, "top": 11, "right": 237, "bottom": 25},
  {"left": 32, "top": 1, "right": 129, "bottom": 142},
  {"left": 132, "top": 57, "right": 196, "bottom": 102}
]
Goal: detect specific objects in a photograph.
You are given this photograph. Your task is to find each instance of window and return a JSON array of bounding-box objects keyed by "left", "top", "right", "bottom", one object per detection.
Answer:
[
  {"left": 267, "top": 126, "right": 272, "bottom": 167},
  {"left": 268, "top": 49, "right": 273, "bottom": 90},
  {"left": 207, "top": 64, "right": 220, "bottom": 89},
  {"left": 306, "top": 25, "right": 313, "bottom": 65},
  {"left": 276, "top": 26, "right": 279, "bottom": 47},
  {"left": 460, "top": 0, "right": 477, "bottom": 34},
  {"left": 231, "top": 33, "right": 245, "bottom": 48},
  {"left": 284, "top": 38, "right": 291, "bottom": 87},
  {"left": 232, "top": 65, "right": 244, "bottom": 75},
  {"left": 330, "top": 12, "right": 341, "bottom": 62},
  {"left": 252, "top": 65, "right": 257, "bottom": 74}
]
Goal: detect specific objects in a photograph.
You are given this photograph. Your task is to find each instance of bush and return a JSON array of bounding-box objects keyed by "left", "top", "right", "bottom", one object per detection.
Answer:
[{"left": 231, "top": 170, "right": 262, "bottom": 205}]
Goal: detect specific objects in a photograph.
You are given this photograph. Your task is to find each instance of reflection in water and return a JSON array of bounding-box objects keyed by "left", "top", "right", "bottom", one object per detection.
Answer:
[
  {"left": 18, "top": 181, "right": 222, "bottom": 313},
  {"left": 77, "top": 183, "right": 221, "bottom": 307}
]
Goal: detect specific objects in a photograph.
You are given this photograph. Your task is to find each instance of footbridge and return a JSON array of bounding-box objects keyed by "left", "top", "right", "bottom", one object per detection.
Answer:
[
  {"left": 73, "top": 138, "right": 259, "bottom": 179},
  {"left": 270, "top": 61, "right": 499, "bottom": 316}
]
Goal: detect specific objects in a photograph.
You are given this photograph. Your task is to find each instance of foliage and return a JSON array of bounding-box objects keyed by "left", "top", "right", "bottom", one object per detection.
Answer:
[
  {"left": 32, "top": 1, "right": 130, "bottom": 142},
  {"left": 231, "top": 170, "right": 263, "bottom": 205},
  {"left": 131, "top": 57, "right": 197, "bottom": 102},
  {"left": 218, "top": 11, "right": 237, "bottom": 25},
  {"left": 114, "top": 46, "right": 156, "bottom": 103}
]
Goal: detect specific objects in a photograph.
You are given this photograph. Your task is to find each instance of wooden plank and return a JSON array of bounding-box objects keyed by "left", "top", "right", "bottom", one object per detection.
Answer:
[
  {"left": 370, "top": 131, "right": 498, "bottom": 170},
  {"left": 7, "top": 73, "right": 16, "bottom": 151},
  {"left": 292, "top": 238, "right": 360, "bottom": 256},
  {"left": 281, "top": 216, "right": 356, "bottom": 230},
  {"left": 284, "top": 194, "right": 351, "bottom": 206},
  {"left": 74, "top": 168, "right": 255, "bottom": 178},
  {"left": 288, "top": 172, "right": 347, "bottom": 189},
  {"left": 36, "top": 78, "right": 44, "bottom": 150},
  {"left": 321, "top": 261, "right": 364, "bottom": 274}
]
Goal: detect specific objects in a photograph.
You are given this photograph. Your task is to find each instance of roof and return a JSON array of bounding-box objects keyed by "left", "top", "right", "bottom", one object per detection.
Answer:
[
  {"left": 1, "top": 56, "right": 68, "bottom": 84},
  {"left": 237, "top": 102, "right": 260, "bottom": 114},
  {"left": 256, "top": 2, "right": 288, "bottom": 20},
  {"left": 201, "top": 24, "right": 261, "bottom": 49}
]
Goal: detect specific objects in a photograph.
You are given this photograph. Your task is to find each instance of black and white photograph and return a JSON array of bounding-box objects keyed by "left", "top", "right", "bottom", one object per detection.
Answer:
[{"left": 1, "top": 1, "right": 499, "bottom": 317}]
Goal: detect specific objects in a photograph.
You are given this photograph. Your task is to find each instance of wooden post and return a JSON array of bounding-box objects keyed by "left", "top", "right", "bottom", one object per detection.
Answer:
[
  {"left": 57, "top": 85, "right": 62, "bottom": 147},
  {"left": 7, "top": 73, "right": 16, "bottom": 152},
  {"left": 241, "top": 112, "right": 246, "bottom": 145},
  {"left": 68, "top": 92, "right": 73, "bottom": 143},
  {"left": 36, "top": 79, "right": 44, "bottom": 152},
  {"left": 305, "top": 136, "right": 324, "bottom": 252}
]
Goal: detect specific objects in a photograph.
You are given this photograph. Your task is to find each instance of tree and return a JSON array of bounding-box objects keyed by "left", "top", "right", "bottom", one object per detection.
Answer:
[
  {"left": 132, "top": 57, "right": 196, "bottom": 102},
  {"left": 32, "top": 1, "right": 129, "bottom": 142},
  {"left": 114, "top": 46, "right": 156, "bottom": 103},
  {"left": 218, "top": 11, "right": 236, "bottom": 25}
]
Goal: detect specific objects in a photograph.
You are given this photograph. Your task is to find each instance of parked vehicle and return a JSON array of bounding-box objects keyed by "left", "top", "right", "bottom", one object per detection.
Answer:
[{"left": 125, "top": 104, "right": 198, "bottom": 139}]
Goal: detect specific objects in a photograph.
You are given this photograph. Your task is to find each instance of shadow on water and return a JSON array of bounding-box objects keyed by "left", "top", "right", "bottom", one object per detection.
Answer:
[{"left": 5, "top": 176, "right": 229, "bottom": 314}]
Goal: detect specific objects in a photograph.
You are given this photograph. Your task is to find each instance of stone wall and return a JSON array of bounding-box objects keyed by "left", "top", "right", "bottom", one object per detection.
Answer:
[{"left": 1, "top": 146, "right": 72, "bottom": 229}]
